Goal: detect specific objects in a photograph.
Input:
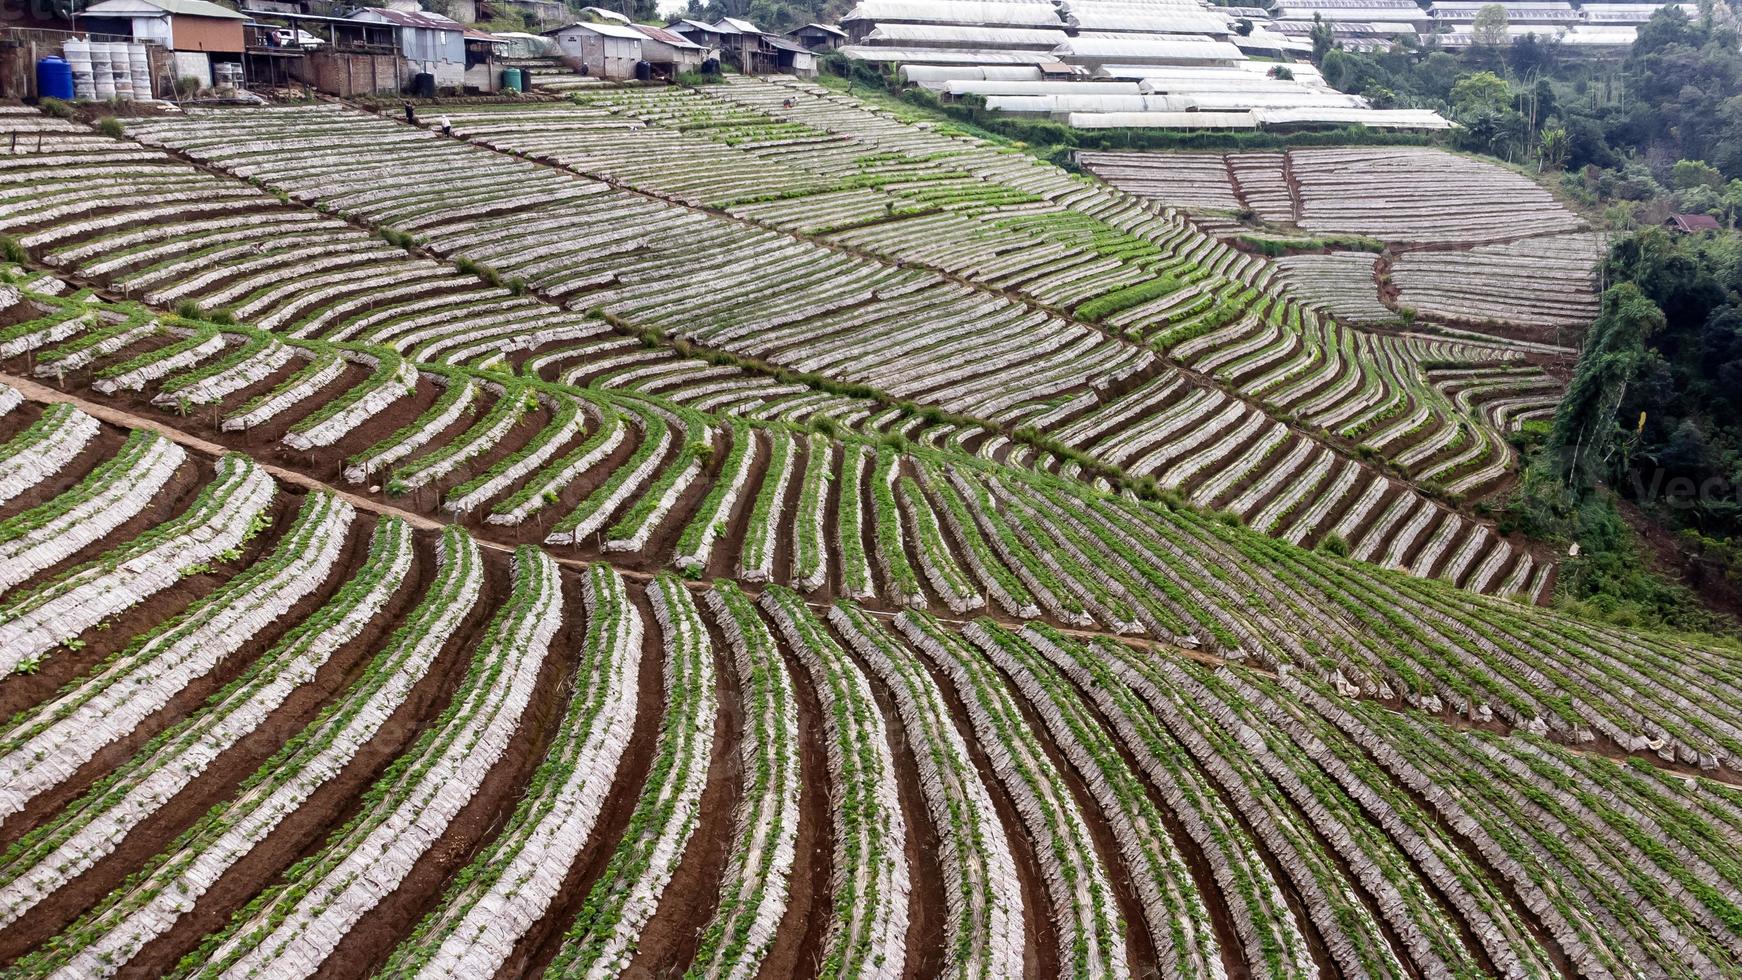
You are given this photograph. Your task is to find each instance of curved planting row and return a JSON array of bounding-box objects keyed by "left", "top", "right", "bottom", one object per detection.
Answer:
[
  {"left": 188, "top": 545, "right": 558, "bottom": 978},
  {"left": 0, "top": 509, "right": 406, "bottom": 935},
  {"left": 385, "top": 562, "right": 640, "bottom": 978},
  {"left": 0, "top": 402, "right": 1738, "bottom": 976},
  {"left": 760, "top": 586, "right": 909, "bottom": 979},
  {"left": 95, "top": 96, "right": 1523, "bottom": 578},
  {"left": 11, "top": 300, "right": 1734, "bottom": 781},
  {"left": 547, "top": 574, "right": 716, "bottom": 978},
  {"left": 0, "top": 449, "right": 274, "bottom": 676},
  {"left": 121, "top": 104, "right": 1147, "bottom": 433},
  {"left": 690, "top": 581, "right": 802, "bottom": 979}
]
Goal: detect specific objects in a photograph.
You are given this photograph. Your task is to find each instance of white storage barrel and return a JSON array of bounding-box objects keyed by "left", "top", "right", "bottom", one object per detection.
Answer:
[
  {"left": 127, "top": 42, "right": 150, "bottom": 100},
  {"left": 63, "top": 39, "right": 94, "bottom": 100},
  {"left": 90, "top": 41, "right": 114, "bottom": 99},
  {"left": 106, "top": 44, "right": 132, "bottom": 100}
]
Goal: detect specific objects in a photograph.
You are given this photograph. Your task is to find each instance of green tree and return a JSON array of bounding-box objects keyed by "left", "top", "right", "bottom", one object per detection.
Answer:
[
  {"left": 1310, "top": 13, "right": 1334, "bottom": 61},
  {"left": 1672, "top": 158, "right": 1725, "bottom": 189},
  {"left": 1550, "top": 282, "right": 1664, "bottom": 487},
  {"left": 1472, "top": 3, "right": 1510, "bottom": 47},
  {"left": 1450, "top": 70, "right": 1511, "bottom": 117},
  {"left": 1721, "top": 179, "right": 1742, "bottom": 225}
]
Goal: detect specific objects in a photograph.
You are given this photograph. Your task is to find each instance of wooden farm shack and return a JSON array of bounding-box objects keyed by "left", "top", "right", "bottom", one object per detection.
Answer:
[
  {"left": 708, "top": 16, "right": 778, "bottom": 74},
  {"left": 765, "top": 35, "right": 817, "bottom": 76},
  {"left": 787, "top": 22, "right": 847, "bottom": 51},
  {"left": 347, "top": 7, "right": 501, "bottom": 92},
  {"left": 632, "top": 24, "right": 705, "bottom": 76}
]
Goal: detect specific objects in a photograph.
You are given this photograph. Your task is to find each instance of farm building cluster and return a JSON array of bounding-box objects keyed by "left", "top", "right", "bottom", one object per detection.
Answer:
[
  {"left": 839, "top": 0, "right": 1690, "bottom": 129},
  {"left": 0, "top": 1, "right": 845, "bottom": 99}
]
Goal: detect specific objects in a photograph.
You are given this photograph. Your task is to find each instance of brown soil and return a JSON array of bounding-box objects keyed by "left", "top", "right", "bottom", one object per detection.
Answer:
[
  {"left": 708, "top": 428, "right": 764, "bottom": 582},
  {"left": 1190, "top": 417, "right": 1284, "bottom": 512},
  {"left": 981, "top": 655, "right": 1161, "bottom": 978},
  {"left": 753, "top": 637, "right": 834, "bottom": 980},
  {"left": 3, "top": 432, "right": 197, "bottom": 554},
  {"left": 1056, "top": 669, "right": 1253, "bottom": 978},
  {"left": 837, "top": 639, "right": 946, "bottom": 979},
  {"left": 1214, "top": 434, "right": 1312, "bottom": 518},
  {"left": 0, "top": 413, "right": 122, "bottom": 525},
  {"left": 641, "top": 427, "right": 728, "bottom": 565},
  {"left": 765, "top": 435, "right": 808, "bottom": 595},
  {"left": 0, "top": 512, "right": 408, "bottom": 962},
  {"left": 499, "top": 581, "right": 667, "bottom": 979},
  {"left": 910, "top": 650, "right": 1057, "bottom": 979},
  {"left": 313, "top": 552, "right": 586, "bottom": 979},
  {"left": 112, "top": 537, "right": 507, "bottom": 977},
  {"left": 0, "top": 397, "right": 44, "bottom": 445},
  {"left": 820, "top": 440, "right": 846, "bottom": 598},
  {"left": 622, "top": 605, "right": 743, "bottom": 978},
  {"left": 0, "top": 463, "right": 283, "bottom": 722},
  {"left": 0, "top": 505, "right": 375, "bottom": 845}
]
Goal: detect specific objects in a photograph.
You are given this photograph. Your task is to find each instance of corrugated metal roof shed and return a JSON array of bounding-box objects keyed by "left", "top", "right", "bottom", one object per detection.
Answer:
[
  {"left": 1064, "top": 9, "right": 1234, "bottom": 34},
  {"left": 865, "top": 23, "right": 1070, "bottom": 48},
  {"left": 1431, "top": 0, "right": 1573, "bottom": 10},
  {"left": 1275, "top": 0, "right": 1419, "bottom": 8},
  {"left": 1059, "top": 0, "right": 1214, "bottom": 11},
  {"left": 84, "top": 0, "right": 248, "bottom": 18},
  {"left": 1138, "top": 73, "right": 1321, "bottom": 93},
  {"left": 839, "top": 44, "right": 1049, "bottom": 63},
  {"left": 986, "top": 94, "right": 1161, "bottom": 112},
  {"left": 635, "top": 24, "right": 702, "bottom": 48},
  {"left": 844, "top": 1, "right": 1066, "bottom": 28},
  {"left": 1560, "top": 24, "right": 1639, "bottom": 42},
  {"left": 1254, "top": 106, "right": 1451, "bottom": 128},
  {"left": 1099, "top": 61, "right": 1330, "bottom": 85},
  {"left": 360, "top": 6, "right": 471, "bottom": 30},
  {"left": 1234, "top": 31, "right": 1317, "bottom": 52},
  {"left": 1053, "top": 35, "right": 1245, "bottom": 62},
  {"left": 900, "top": 63, "right": 1043, "bottom": 82},
  {"left": 945, "top": 79, "right": 1141, "bottom": 94},
  {"left": 714, "top": 16, "right": 765, "bottom": 33},
  {"left": 546, "top": 19, "right": 645, "bottom": 39},
  {"left": 1177, "top": 89, "right": 1368, "bottom": 108},
  {"left": 1065, "top": 110, "right": 1260, "bottom": 128}
]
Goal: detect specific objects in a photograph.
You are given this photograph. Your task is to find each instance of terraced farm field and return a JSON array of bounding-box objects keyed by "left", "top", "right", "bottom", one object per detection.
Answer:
[
  {"left": 1079, "top": 147, "right": 1603, "bottom": 350},
  {"left": 0, "top": 83, "right": 1738, "bottom": 979}
]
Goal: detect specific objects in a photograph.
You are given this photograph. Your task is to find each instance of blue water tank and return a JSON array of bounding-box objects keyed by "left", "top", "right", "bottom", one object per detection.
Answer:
[{"left": 36, "top": 56, "right": 74, "bottom": 101}]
